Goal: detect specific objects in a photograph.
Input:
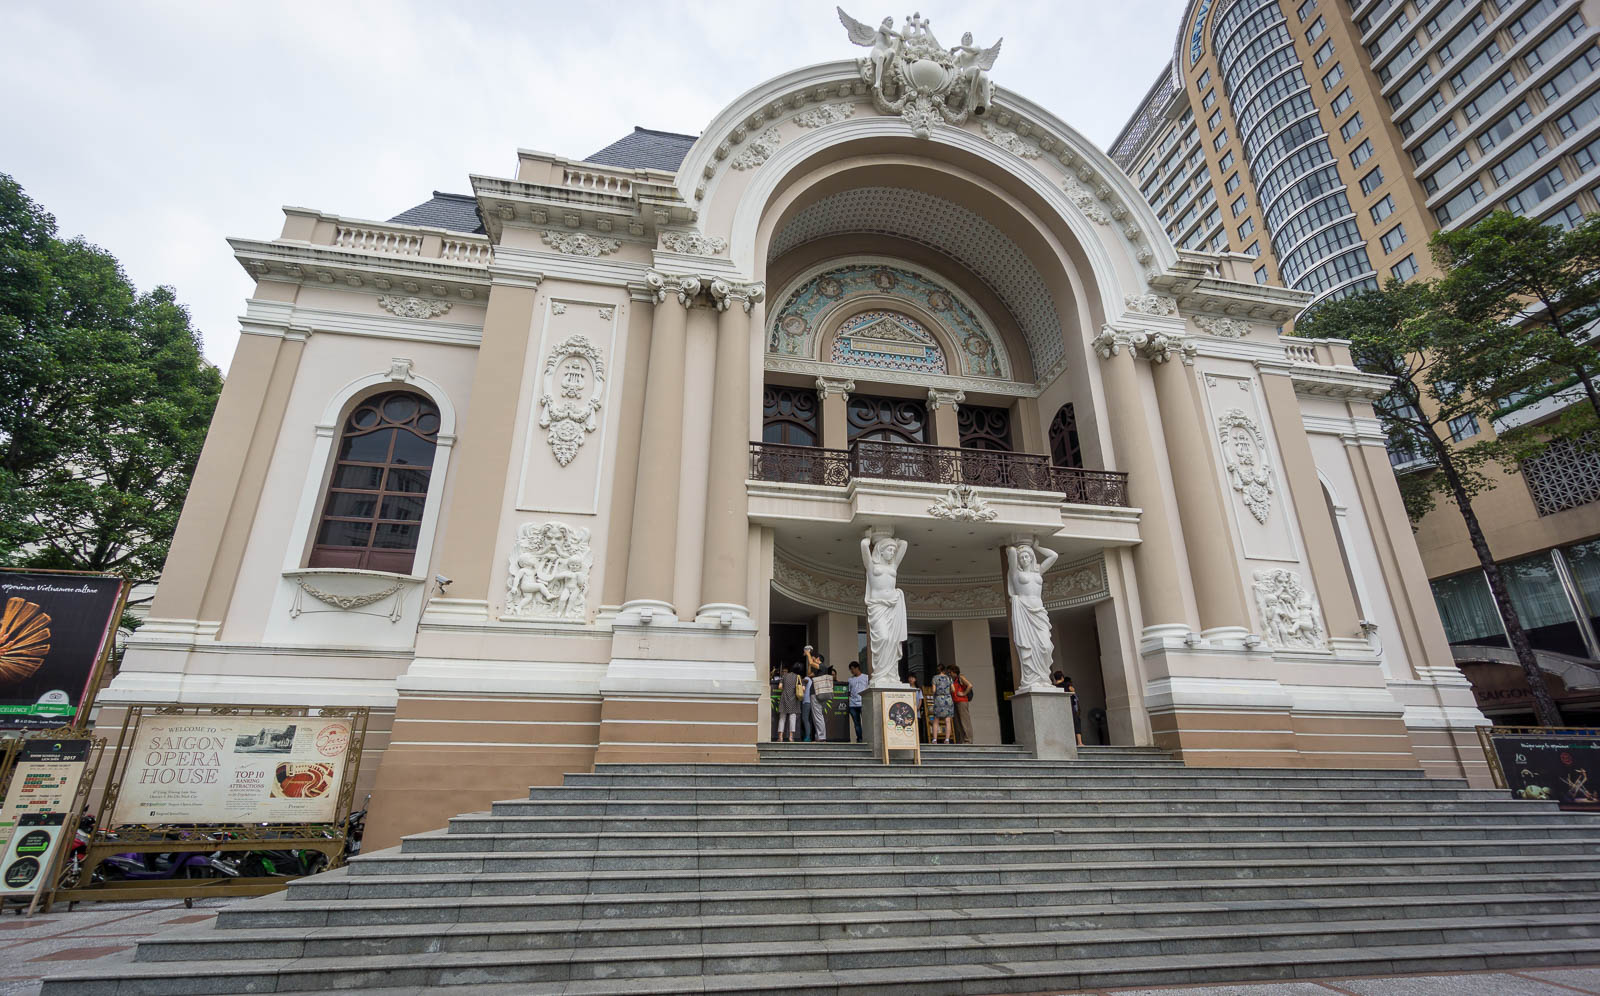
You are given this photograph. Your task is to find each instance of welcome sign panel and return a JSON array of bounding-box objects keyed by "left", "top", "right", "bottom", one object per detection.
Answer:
[{"left": 111, "top": 714, "right": 353, "bottom": 826}]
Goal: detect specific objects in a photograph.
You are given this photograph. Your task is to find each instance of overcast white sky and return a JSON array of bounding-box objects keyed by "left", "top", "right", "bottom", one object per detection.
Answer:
[{"left": 3, "top": 0, "right": 1181, "bottom": 368}]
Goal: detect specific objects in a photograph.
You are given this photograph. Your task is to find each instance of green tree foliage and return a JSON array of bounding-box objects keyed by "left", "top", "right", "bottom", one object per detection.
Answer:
[
  {"left": 1432, "top": 210, "right": 1600, "bottom": 457},
  {"left": 0, "top": 173, "right": 222, "bottom": 605},
  {"left": 1298, "top": 262, "right": 1565, "bottom": 726}
]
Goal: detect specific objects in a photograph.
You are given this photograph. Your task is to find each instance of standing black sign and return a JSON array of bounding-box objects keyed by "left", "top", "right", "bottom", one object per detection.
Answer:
[
  {"left": 0, "top": 572, "right": 124, "bottom": 731},
  {"left": 1483, "top": 727, "right": 1600, "bottom": 812}
]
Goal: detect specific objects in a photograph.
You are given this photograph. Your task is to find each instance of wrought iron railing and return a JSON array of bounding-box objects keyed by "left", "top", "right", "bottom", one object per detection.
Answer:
[
  {"left": 749, "top": 440, "right": 1130, "bottom": 507},
  {"left": 748, "top": 441, "right": 851, "bottom": 487}
]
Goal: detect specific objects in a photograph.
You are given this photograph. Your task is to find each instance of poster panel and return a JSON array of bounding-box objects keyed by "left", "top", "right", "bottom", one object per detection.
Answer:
[
  {"left": 0, "top": 739, "right": 90, "bottom": 854},
  {"left": 1, "top": 812, "right": 69, "bottom": 901},
  {"left": 0, "top": 573, "right": 123, "bottom": 731},
  {"left": 881, "top": 689, "right": 920, "bottom": 752},
  {"left": 110, "top": 714, "right": 354, "bottom": 826},
  {"left": 1488, "top": 729, "right": 1600, "bottom": 812}
]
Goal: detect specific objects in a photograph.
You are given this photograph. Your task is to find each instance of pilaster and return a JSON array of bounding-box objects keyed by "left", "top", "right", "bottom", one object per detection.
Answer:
[
  {"left": 816, "top": 377, "right": 853, "bottom": 450},
  {"left": 928, "top": 387, "right": 964, "bottom": 446}
]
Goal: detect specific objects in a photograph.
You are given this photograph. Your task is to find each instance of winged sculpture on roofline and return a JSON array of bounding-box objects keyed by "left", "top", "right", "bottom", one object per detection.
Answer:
[{"left": 837, "top": 8, "right": 1003, "bottom": 137}]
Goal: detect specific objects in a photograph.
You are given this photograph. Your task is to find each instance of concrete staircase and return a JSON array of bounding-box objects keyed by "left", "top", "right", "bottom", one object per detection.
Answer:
[{"left": 48, "top": 743, "right": 1600, "bottom": 995}]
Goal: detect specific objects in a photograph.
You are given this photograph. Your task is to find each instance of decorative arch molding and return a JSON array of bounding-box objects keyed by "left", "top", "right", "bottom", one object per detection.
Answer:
[
  {"left": 769, "top": 257, "right": 1012, "bottom": 380},
  {"left": 282, "top": 358, "right": 459, "bottom": 578},
  {"left": 678, "top": 61, "right": 1175, "bottom": 277}
]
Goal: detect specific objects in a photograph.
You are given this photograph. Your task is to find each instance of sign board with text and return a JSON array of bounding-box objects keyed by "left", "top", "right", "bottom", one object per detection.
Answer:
[
  {"left": 0, "top": 739, "right": 90, "bottom": 855},
  {"left": 0, "top": 572, "right": 125, "bottom": 731},
  {"left": 110, "top": 713, "right": 355, "bottom": 827},
  {"left": 1480, "top": 726, "right": 1600, "bottom": 813},
  {"left": 880, "top": 689, "right": 921, "bottom": 765}
]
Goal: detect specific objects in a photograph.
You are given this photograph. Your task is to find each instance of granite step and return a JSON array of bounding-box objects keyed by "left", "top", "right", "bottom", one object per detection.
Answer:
[
  {"left": 397, "top": 821, "right": 1600, "bottom": 853},
  {"left": 448, "top": 801, "right": 1570, "bottom": 834},
  {"left": 43, "top": 751, "right": 1598, "bottom": 996},
  {"left": 347, "top": 836, "right": 1600, "bottom": 877},
  {"left": 214, "top": 870, "right": 1600, "bottom": 928},
  {"left": 286, "top": 853, "right": 1600, "bottom": 901},
  {"left": 49, "top": 918, "right": 1600, "bottom": 993},
  {"left": 152, "top": 891, "right": 1600, "bottom": 956}
]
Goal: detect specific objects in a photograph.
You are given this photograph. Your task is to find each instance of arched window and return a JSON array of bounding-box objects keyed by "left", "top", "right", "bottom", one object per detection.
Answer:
[
  {"left": 958, "top": 404, "right": 1013, "bottom": 450},
  {"left": 1049, "top": 403, "right": 1083, "bottom": 468},
  {"left": 847, "top": 395, "right": 927, "bottom": 443},
  {"left": 309, "top": 391, "right": 441, "bottom": 573},
  {"left": 762, "top": 386, "right": 819, "bottom": 445}
]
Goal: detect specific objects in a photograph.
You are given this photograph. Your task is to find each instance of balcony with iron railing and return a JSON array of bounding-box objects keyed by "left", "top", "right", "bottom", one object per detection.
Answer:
[{"left": 748, "top": 439, "right": 1130, "bottom": 508}]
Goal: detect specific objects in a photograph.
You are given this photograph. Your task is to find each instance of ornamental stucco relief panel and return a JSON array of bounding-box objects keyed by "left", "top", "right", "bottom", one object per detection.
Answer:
[
  {"left": 504, "top": 522, "right": 594, "bottom": 622},
  {"left": 515, "top": 298, "right": 620, "bottom": 516},
  {"left": 1201, "top": 370, "right": 1300, "bottom": 564}
]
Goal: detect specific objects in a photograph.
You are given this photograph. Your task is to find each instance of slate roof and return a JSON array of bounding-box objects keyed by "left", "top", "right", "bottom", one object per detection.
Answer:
[
  {"left": 584, "top": 127, "right": 698, "bottom": 172},
  {"left": 386, "top": 191, "right": 485, "bottom": 234}
]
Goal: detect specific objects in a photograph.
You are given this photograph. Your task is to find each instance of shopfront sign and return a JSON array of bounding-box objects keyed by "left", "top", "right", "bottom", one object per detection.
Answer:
[
  {"left": 0, "top": 572, "right": 125, "bottom": 731},
  {"left": 1479, "top": 726, "right": 1600, "bottom": 812},
  {"left": 110, "top": 713, "right": 355, "bottom": 826}
]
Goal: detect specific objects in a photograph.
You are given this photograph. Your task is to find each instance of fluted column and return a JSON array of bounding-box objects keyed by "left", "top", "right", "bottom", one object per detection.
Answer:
[
  {"left": 1150, "top": 353, "right": 1252, "bottom": 639},
  {"left": 698, "top": 280, "right": 765, "bottom": 620},
  {"left": 621, "top": 272, "right": 696, "bottom": 618},
  {"left": 1094, "top": 328, "right": 1197, "bottom": 637}
]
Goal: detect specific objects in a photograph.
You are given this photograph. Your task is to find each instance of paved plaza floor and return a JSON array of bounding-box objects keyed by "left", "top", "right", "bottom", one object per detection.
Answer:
[{"left": 1, "top": 898, "right": 1597, "bottom": 996}]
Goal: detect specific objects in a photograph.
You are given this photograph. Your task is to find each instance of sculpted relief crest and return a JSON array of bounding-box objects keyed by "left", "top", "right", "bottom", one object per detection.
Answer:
[
  {"left": 1216, "top": 408, "right": 1275, "bottom": 524},
  {"left": 506, "top": 522, "right": 593, "bottom": 622},
  {"left": 539, "top": 334, "right": 606, "bottom": 467},
  {"left": 838, "top": 7, "right": 1001, "bottom": 138}
]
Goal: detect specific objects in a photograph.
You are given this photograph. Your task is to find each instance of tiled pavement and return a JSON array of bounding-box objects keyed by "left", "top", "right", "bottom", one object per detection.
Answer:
[
  {"left": 2, "top": 896, "right": 1597, "bottom": 996},
  {"left": 0, "top": 899, "right": 234, "bottom": 996}
]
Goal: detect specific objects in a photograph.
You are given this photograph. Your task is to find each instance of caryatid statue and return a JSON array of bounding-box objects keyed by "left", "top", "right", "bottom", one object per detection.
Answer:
[
  {"left": 861, "top": 529, "right": 909, "bottom": 688},
  {"left": 1005, "top": 540, "right": 1060, "bottom": 692}
]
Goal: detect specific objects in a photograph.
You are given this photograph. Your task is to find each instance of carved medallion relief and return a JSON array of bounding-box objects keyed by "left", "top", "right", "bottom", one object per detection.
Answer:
[
  {"left": 516, "top": 300, "right": 618, "bottom": 515},
  {"left": 1202, "top": 371, "right": 1299, "bottom": 563}
]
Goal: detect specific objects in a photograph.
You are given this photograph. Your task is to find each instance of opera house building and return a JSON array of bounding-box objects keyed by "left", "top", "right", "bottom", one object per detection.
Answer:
[{"left": 109, "top": 19, "right": 1493, "bottom": 847}]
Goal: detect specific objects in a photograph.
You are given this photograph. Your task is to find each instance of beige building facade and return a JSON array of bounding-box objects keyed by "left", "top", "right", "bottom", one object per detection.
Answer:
[
  {"left": 112, "top": 18, "right": 1494, "bottom": 848},
  {"left": 1113, "top": 0, "right": 1600, "bottom": 722}
]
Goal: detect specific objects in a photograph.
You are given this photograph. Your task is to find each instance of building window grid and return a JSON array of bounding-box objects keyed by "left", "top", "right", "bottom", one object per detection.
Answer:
[
  {"left": 1372, "top": 193, "right": 1398, "bottom": 222},
  {"left": 1332, "top": 87, "right": 1354, "bottom": 116},
  {"left": 1491, "top": 132, "right": 1553, "bottom": 187},
  {"left": 1361, "top": 165, "right": 1386, "bottom": 195},
  {"left": 1314, "top": 40, "right": 1335, "bottom": 67},
  {"left": 1307, "top": 16, "right": 1327, "bottom": 43},
  {"left": 1295, "top": 245, "right": 1376, "bottom": 295},
  {"left": 1525, "top": 14, "right": 1589, "bottom": 71},
  {"left": 1424, "top": 147, "right": 1476, "bottom": 193},
  {"left": 1549, "top": 200, "right": 1587, "bottom": 229},
  {"left": 1393, "top": 253, "right": 1422, "bottom": 281},
  {"left": 1298, "top": 0, "right": 1317, "bottom": 21},
  {"left": 1504, "top": 165, "right": 1569, "bottom": 215},
  {"left": 1209, "top": 109, "right": 1224, "bottom": 131},
  {"left": 1351, "top": 138, "right": 1376, "bottom": 166},
  {"left": 1435, "top": 179, "right": 1487, "bottom": 224},
  {"left": 1575, "top": 134, "right": 1600, "bottom": 172},
  {"left": 1323, "top": 62, "right": 1346, "bottom": 90},
  {"left": 1233, "top": 193, "right": 1250, "bottom": 215},
  {"left": 1341, "top": 112, "right": 1366, "bottom": 142},
  {"left": 1281, "top": 218, "right": 1366, "bottom": 282},
  {"left": 1381, "top": 222, "right": 1408, "bottom": 253},
  {"left": 1273, "top": 190, "right": 1357, "bottom": 252},
  {"left": 1557, "top": 90, "right": 1600, "bottom": 139}
]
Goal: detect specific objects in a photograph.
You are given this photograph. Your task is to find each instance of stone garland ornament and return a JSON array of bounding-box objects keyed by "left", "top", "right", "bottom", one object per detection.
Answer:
[
  {"left": 505, "top": 522, "right": 594, "bottom": 621},
  {"left": 378, "top": 295, "right": 451, "bottom": 319},
  {"left": 1091, "top": 326, "right": 1125, "bottom": 360},
  {"left": 1062, "top": 177, "right": 1111, "bottom": 225},
  {"left": 1196, "top": 315, "right": 1250, "bottom": 338},
  {"left": 1251, "top": 568, "right": 1326, "bottom": 650},
  {"left": 928, "top": 484, "right": 997, "bottom": 521},
  {"left": 540, "top": 231, "right": 621, "bottom": 257},
  {"left": 980, "top": 121, "right": 1041, "bottom": 159},
  {"left": 1124, "top": 293, "right": 1178, "bottom": 317},
  {"left": 732, "top": 128, "right": 782, "bottom": 169},
  {"left": 659, "top": 231, "right": 729, "bottom": 256},
  {"left": 538, "top": 335, "right": 606, "bottom": 467},
  {"left": 1217, "top": 408, "right": 1275, "bottom": 524},
  {"left": 794, "top": 102, "right": 856, "bottom": 128},
  {"left": 838, "top": 8, "right": 1001, "bottom": 138},
  {"left": 1130, "top": 329, "right": 1198, "bottom": 365}
]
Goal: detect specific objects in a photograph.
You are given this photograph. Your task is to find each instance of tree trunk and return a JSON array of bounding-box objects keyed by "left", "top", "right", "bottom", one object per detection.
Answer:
[{"left": 1431, "top": 436, "right": 1565, "bottom": 727}]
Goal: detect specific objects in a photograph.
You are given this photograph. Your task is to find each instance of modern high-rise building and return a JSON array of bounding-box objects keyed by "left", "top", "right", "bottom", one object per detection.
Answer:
[{"left": 1112, "top": 0, "right": 1600, "bottom": 723}]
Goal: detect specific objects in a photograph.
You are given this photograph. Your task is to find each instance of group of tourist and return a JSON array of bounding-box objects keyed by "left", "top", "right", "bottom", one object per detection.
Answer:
[
  {"left": 772, "top": 651, "right": 869, "bottom": 743},
  {"left": 770, "top": 647, "right": 981, "bottom": 744}
]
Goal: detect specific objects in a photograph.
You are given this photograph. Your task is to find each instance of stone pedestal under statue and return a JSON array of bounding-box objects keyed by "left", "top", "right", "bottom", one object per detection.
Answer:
[{"left": 1012, "top": 688, "right": 1077, "bottom": 760}]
